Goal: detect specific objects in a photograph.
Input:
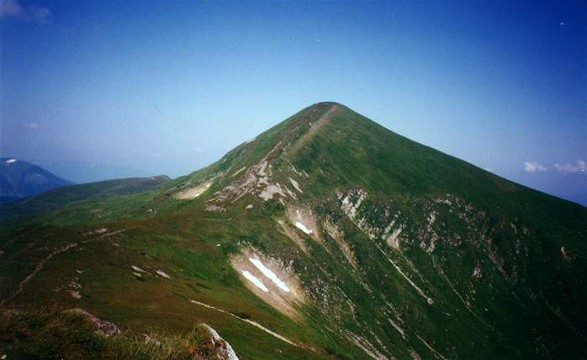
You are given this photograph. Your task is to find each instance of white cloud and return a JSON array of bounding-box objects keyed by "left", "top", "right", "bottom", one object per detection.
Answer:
[
  {"left": 524, "top": 161, "right": 548, "bottom": 173},
  {"left": 24, "top": 122, "right": 40, "bottom": 131},
  {"left": 554, "top": 160, "right": 586, "bottom": 174},
  {"left": 0, "top": 0, "right": 52, "bottom": 24}
]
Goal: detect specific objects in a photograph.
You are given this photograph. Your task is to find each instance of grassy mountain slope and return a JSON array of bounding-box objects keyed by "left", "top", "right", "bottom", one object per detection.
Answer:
[
  {"left": 0, "top": 175, "right": 171, "bottom": 223},
  {"left": 1, "top": 103, "right": 585, "bottom": 359}
]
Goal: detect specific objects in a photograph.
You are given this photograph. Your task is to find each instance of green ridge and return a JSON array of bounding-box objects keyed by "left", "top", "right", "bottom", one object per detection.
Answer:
[{"left": 1, "top": 103, "right": 585, "bottom": 359}]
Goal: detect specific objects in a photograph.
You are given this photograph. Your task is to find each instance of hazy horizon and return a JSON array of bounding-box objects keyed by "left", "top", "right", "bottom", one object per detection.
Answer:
[{"left": 1, "top": 0, "right": 585, "bottom": 205}]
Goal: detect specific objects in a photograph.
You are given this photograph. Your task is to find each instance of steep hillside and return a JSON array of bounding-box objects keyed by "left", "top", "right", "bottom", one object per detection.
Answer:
[
  {"left": 1, "top": 103, "right": 585, "bottom": 359},
  {"left": 0, "top": 158, "right": 72, "bottom": 203}
]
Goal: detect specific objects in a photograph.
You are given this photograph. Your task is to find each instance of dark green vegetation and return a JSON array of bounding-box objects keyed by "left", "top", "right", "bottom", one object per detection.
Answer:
[
  {"left": 1, "top": 309, "right": 232, "bottom": 359},
  {"left": 0, "top": 175, "right": 170, "bottom": 223},
  {"left": 0, "top": 158, "right": 72, "bottom": 203},
  {"left": 1, "top": 103, "right": 586, "bottom": 359}
]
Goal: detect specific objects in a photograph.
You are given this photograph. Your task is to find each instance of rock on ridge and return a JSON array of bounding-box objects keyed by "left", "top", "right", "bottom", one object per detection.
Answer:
[
  {"left": 64, "top": 308, "right": 121, "bottom": 337},
  {"left": 199, "top": 323, "right": 240, "bottom": 360}
]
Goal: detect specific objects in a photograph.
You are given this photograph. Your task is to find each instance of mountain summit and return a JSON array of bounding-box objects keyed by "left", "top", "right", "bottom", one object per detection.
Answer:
[
  {"left": 0, "top": 158, "right": 72, "bottom": 203},
  {"left": 1, "top": 103, "right": 586, "bottom": 359}
]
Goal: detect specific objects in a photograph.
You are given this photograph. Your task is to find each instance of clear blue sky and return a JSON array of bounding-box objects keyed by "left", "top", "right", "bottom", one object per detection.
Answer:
[{"left": 1, "top": 0, "right": 585, "bottom": 205}]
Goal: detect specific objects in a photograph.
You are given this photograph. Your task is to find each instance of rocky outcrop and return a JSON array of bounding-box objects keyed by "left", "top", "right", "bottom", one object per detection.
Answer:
[
  {"left": 197, "top": 323, "right": 239, "bottom": 360},
  {"left": 64, "top": 308, "right": 120, "bottom": 337}
]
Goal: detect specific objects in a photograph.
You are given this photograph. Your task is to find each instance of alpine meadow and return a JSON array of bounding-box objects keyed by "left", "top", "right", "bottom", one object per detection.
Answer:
[{"left": 1, "top": 103, "right": 585, "bottom": 359}]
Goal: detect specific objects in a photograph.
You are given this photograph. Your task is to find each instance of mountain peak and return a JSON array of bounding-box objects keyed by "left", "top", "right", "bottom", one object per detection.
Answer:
[
  {"left": 288, "top": 101, "right": 343, "bottom": 126},
  {"left": 305, "top": 101, "right": 343, "bottom": 110},
  {"left": 0, "top": 158, "right": 72, "bottom": 203},
  {"left": 3, "top": 104, "right": 586, "bottom": 360}
]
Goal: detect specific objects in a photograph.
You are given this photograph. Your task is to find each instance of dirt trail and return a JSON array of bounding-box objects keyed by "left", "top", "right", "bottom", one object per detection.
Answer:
[
  {"left": 1, "top": 242, "right": 78, "bottom": 307},
  {"left": 189, "top": 299, "right": 298, "bottom": 347},
  {"left": 1, "top": 228, "right": 129, "bottom": 307},
  {"left": 289, "top": 104, "right": 340, "bottom": 158}
]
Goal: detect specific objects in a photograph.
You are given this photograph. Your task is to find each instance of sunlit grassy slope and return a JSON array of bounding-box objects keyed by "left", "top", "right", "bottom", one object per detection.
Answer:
[
  {"left": 0, "top": 175, "right": 171, "bottom": 223},
  {"left": 1, "top": 103, "right": 585, "bottom": 359}
]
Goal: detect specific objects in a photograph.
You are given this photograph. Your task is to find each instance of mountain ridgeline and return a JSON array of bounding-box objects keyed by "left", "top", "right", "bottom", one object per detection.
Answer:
[
  {"left": 1, "top": 103, "right": 585, "bottom": 359},
  {"left": 0, "top": 158, "right": 72, "bottom": 203}
]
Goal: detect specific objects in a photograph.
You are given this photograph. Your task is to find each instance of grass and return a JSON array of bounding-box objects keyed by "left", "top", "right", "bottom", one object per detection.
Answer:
[
  {"left": 0, "top": 176, "right": 171, "bottom": 224},
  {"left": 1, "top": 102, "right": 586, "bottom": 359},
  {"left": 0, "top": 309, "right": 224, "bottom": 359}
]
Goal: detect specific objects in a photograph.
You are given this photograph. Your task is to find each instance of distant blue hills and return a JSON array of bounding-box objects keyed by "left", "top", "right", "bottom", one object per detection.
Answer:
[{"left": 0, "top": 158, "right": 73, "bottom": 203}]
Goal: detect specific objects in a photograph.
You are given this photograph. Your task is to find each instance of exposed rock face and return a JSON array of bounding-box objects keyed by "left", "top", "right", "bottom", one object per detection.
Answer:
[
  {"left": 3, "top": 102, "right": 587, "bottom": 359},
  {"left": 64, "top": 308, "right": 120, "bottom": 337},
  {"left": 199, "top": 324, "right": 239, "bottom": 360},
  {"left": 230, "top": 248, "right": 306, "bottom": 319},
  {"left": 175, "top": 179, "right": 213, "bottom": 199}
]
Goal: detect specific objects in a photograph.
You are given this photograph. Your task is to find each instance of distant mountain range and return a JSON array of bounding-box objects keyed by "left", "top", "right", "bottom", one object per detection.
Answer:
[
  {"left": 33, "top": 160, "right": 155, "bottom": 184},
  {"left": 0, "top": 158, "right": 73, "bottom": 203},
  {"left": 1, "top": 103, "right": 585, "bottom": 359},
  {"left": 0, "top": 175, "right": 171, "bottom": 223}
]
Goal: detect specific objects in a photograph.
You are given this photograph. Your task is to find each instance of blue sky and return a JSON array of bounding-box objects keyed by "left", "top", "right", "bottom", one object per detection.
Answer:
[{"left": 1, "top": 0, "right": 585, "bottom": 205}]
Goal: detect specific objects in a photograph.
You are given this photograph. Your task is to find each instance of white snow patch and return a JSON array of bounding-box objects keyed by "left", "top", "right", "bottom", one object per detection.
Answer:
[
  {"left": 249, "top": 258, "right": 290, "bottom": 292},
  {"left": 287, "top": 208, "right": 319, "bottom": 241},
  {"left": 231, "top": 250, "right": 305, "bottom": 319},
  {"left": 294, "top": 221, "right": 313, "bottom": 235},
  {"left": 176, "top": 180, "right": 213, "bottom": 199},
  {"left": 156, "top": 270, "right": 171, "bottom": 279},
  {"left": 290, "top": 165, "right": 302, "bottom": 176},
  {"left": 131, "top": 265, "right": 147, "bottom": 273},
  {"left": 192, "top": 183, "right": 211, "bottom": 198},
  {"left": 289, "top": 177, "right": 303, "bottom": 193},
  {"left": 5, "top": 159, "right": 17, "bottom": 164},
  {"left": 241, "top": 270, "right": 268, "bottom": 292}
]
